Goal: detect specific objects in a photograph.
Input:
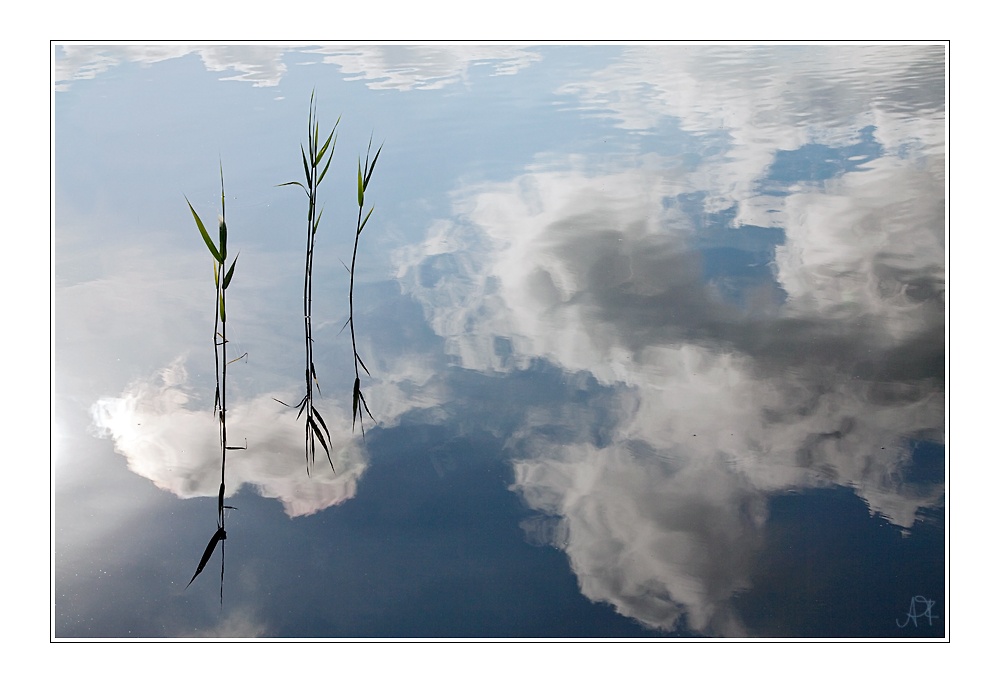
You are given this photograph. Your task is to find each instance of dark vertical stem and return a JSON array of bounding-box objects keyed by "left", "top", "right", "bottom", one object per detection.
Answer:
[
  {"left": 303, "top": 175, "right": 313, "bottom": 472},
  {"left": 282, "top": 92, "right": 337, "bottom": 474},
  {"left": 350, "top": 206, "right": 361, "bottom": 382},
  {"left": 303, "top": 102, "right": 317, "bottom": 473},
  {"left": 218, "top": 167, "right": 228, "bottom": 599}
]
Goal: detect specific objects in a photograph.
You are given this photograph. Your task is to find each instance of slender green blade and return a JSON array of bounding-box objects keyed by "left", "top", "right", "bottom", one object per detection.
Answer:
[
  {"left": 357, "top": 161, "right": 364, "bottom": 207},
  {"left": 358, "top": 206, "right": 374, "bottom": 235},
  {"left": 316, "top": 128, "right": 335, "bottom": 165},
  {"left": 364, "top": 143, "right": 383, "bottom": 190},
  {"left": 313, "top": 207, "right": 324, "bottom": 234},
  {"left": 318, "top": 142, "right": 334, "bottom": 186},
  {"left": 301, "top": 144, "right": 311, "bottom": 183},
  {"left": 220, "top": 294, "right": 226, "bottom": 323},
  {"left": 219, "top": 220, "right": 227, "bottom": 262},
  {"left": 187, "top": 197, "right": 223, "bottom": 263},
  {"left": 222, "top": 253, "right": 239, "bottom": 290}
]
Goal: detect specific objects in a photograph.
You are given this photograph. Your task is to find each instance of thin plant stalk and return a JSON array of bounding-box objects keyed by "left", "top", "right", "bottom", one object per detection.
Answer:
[
  {"left": 349, "top": 137, "right": 382, "bottom": 437},
  {"left": 277, "top": 91, "right": 338, "bottom": 475},
  {"left": 184, "top": 163, "right": 243, "bottom": 600}
]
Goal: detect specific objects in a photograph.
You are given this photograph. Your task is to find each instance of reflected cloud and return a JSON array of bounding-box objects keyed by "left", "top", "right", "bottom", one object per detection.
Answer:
[
  {"left": 55, "top": 45, "right": 289, "bottom": 91},
  {"left": 558, "top": 45, "right": 944, "bottom": 232},
  {"left": 179, "top": 607, "right": 270, "bottom": 638},
  {"left": 308, "top": 45, "right": 542, "bottom": 90},
  {"left": 513, "top": 438, "right": 765, "bottom": 635},
  {"left": 396, "top": 47, "right": 944, "bottom": 632},
  {"left": 91, "top": 358, "right": 367, "bottom": 517},
  {"left": 560, "top": 45, "right": 944, "bottom": 132}
]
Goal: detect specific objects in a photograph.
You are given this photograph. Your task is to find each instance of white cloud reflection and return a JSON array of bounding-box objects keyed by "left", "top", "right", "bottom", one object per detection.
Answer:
[
  {"left": 91, "top": 358, "right": 367, "bottom": 517},
  {"left": 558, "top": 45, "right": 945, "bottom": 232},
  {"left": 55, "top": 45, "right": 289, "bottom": 91},
  {"left": 396, "top": 47, "right": 944, "bottom": 634},
  {"left": 308, "top": 45, "right": 542, "bottom": 90},
  {"left": 55, "top": 44, "right": 544, "bottom": 93}
]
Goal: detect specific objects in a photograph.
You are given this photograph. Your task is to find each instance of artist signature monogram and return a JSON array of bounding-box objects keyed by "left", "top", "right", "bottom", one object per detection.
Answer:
[{"left": 896, "top": 596, "right": 938, "bottom": 628}]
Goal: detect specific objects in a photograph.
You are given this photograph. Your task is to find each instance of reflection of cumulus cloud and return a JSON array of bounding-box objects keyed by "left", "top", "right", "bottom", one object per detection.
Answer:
[
  {"left": 507, "top": 341, "right": 940, "bottom": 634},
  {"left": 773, "top": 156, "right": 944, "bottom": 340},
  {"left": 309, "top": 45, "right": 542, "bottom": 90},
  {"left": 91, "top": 359, "right": 366, "bottom": 517},
  {"left": 513, "top": 438, "right": 765, "bottom": 636},
  {"left": 398, "top": 161, "right": 944, "bottom": 504},
  {"left": 397, "top": 105, "right": 943, "bottom": 631},
  {"left": 55, "top": 45, "right": 289, "bottom": 91}
]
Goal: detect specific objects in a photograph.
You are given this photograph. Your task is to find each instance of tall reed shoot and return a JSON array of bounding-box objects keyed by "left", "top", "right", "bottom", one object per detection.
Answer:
[
  {"left": 277, "top": 92, "right": 339, "bottom": 474},
  {"left": 184, "top": 164, "right": 244, "bottom": 600},
  {"left": 349, "top": 137, "right": 382, "bottom": 437}
]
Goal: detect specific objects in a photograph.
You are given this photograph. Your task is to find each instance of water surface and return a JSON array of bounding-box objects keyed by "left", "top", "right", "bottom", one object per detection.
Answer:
[{"left": 54, "top": 44, "right": 946, "bottom": 638}]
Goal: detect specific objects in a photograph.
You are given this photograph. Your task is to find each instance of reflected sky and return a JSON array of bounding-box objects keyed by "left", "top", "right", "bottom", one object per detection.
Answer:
[{"left": 54, "top": 43, "right": 945, "bottom": 639}]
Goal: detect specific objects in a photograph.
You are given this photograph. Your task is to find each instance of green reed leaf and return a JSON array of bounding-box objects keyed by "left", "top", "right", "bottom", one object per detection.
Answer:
[
  {"left": 187, "top": 197, "right": 223, "bottom": 263},
  {"left": 364, "top": 143, "right": 382, "bottom": 190},
  {"left": 220, "top": 294, "right": 226, "bottom": 323},
  {"left": 358, "top": 206, "right": 374, "bottom": 235},
  {"left": 219, "top": 219, "right": 228, "bottom": 262},
  {"left": 318, "top": 143, "right": 334, "bottom": 186},
  {"left": 316, "top": 128, "right": 335, "bottom": 166},
  {"left": 313, "top": 207, "right": 324, "bottom": 234},
  {"left": 223, "top": 253, "right": 239, "bottom": 290},
  {"left": 301, "top": 144, "right": 311, "bottom": 183},
  {"left": 357, "top": 161, "right": 364, "bottom": 207},
  {"left": 277, "top": 180, "right": 308, "bottom": 193}
]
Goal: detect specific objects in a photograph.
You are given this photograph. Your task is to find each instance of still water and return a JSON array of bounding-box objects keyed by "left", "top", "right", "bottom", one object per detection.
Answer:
[{"left": 53, "top": 44, "right": 946, "bottom": 638}]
